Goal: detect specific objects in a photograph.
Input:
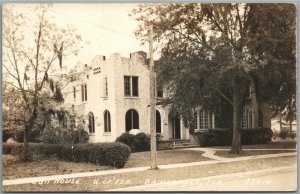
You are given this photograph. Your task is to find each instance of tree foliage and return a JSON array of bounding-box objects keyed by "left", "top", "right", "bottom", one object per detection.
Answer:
[
  {"left": 2, "top": 4, "right": 82, "bottom": 158},
  {"left": 131, "top": 3, "right": 296, "bottom": 153}
]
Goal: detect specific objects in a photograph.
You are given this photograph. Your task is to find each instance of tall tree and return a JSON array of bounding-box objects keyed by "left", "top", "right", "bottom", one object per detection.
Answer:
[
  {"left": 3, "top": 4, "right": 82, "bottom": 159},
  {"left": 131, "top": 3, "right": 296, "bottom": 153}
]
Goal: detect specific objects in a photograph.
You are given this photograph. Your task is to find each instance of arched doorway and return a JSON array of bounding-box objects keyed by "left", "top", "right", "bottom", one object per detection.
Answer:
[{"left": 125, "top": 109, "right": 139, "bottom": 132}]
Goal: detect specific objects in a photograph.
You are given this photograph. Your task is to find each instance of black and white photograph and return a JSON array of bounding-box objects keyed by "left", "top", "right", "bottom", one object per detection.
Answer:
[{"left": 2, "top": 2, "right": 297, "bottom": 192}]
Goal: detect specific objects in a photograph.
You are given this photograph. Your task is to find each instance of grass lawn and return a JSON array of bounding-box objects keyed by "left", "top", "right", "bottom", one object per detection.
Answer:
[
  {"left": 210, "top": 140, "right": 297, "bottom": 150},
  {"left": 3, "top": 155, "right": 296, "bottom": 192},
  {"left": 2, "top": 150, "right": 210, "bottom": 180},
  {"left": 3, "top": 155, "right": 113, "bottom": 180},
  {"left": 214, "top": 150, "right": 296, "bottom": 158},
  {"left": 125, "top": 150, "right": 210, "bottom": 168},
  {"left": 242, "top": 140, "right": 297, "bottom": 149}
]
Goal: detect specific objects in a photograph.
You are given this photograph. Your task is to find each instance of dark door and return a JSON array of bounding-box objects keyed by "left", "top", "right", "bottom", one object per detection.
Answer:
[{"left": 172, "top": 116, "right": 181, "bottom": 139}]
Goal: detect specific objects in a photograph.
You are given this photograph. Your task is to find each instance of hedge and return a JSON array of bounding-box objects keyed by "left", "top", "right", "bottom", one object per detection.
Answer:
[
  {"left": 3, "top": 142, "right": 131, "bottom": 168},
  {"left": 116, "top": 132, "right": 150, "bottom": 152},
  {"left": 193, "top": 128, "right": 273, "bottom": 147}
]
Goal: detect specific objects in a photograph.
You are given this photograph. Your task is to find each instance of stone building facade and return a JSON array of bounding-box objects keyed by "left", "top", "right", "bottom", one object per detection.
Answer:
[
  {"left": 62, "top": 51, "right": 271, "bottom": 143},
  {"left": 63, "top": 51, "right": 192, "bottom": 142}
]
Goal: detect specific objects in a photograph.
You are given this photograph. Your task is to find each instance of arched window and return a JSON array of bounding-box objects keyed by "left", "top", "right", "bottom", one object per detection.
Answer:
[
  {"left": 125, "top": 109, "right": 139, "bottom": 132},
  {"left": 88, "top": 112, "right": 95, "bottom": 133},
  {"left": 156, "top": 110, "right": 161, "bottom": 133},
  {"left": 104, "top": 110, "right": 111, "bottom": 132}
]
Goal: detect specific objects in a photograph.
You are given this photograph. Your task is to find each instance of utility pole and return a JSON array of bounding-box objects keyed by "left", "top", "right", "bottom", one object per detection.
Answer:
[{"left": 149, "top": 25, "right": 158, "bottom": 170}]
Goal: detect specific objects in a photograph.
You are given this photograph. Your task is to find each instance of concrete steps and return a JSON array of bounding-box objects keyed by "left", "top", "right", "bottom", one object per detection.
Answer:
[{"left": 158, "top": 139, "right": 199, "bottom": 150}]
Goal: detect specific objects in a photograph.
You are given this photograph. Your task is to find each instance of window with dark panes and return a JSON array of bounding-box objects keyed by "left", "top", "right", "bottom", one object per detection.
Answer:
[
  {"left": 125, "top": 109, "right": 139, "bottom": 131},
  {"left": 132, "top": 76, "right": 139, "bottom": 97},
  {"left": 157, "top": 85, "right": 163, "bottom": 98},
  {"left": 88, "top": 112, "right": 95, "bottom": 133},
  {"left": 73, "top": 86, "right": 76, "bottom": 99},
  {"left": 81, "top": 84, "right": 87, "bottom": 101},
  {"left": 124, "top": 76, "right": 131, "bottom": 96},
  {"left": 104, "top": 110, "right": 111, "bottom": 132}
]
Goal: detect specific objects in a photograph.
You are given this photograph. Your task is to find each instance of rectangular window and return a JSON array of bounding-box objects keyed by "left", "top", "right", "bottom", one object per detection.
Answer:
[
  {"left": 199, "top": 110, "right": 214, "bottom": 129},
  {"left": 209, "top": 112, "right": 213, "bottom": 128},
  {"left": 199, "top": 110, "right": 205, "bottom": 129},
  {"left": 194, "top": 111, "right": 198, "bottom": 129},
  {"left": 157, "top": 85, "right": 163, "bottom": 98},
  {"left": 124, "top": 76, "right": 131, "bottom": 96},
  {"left": 73, "top": 86, "right": 76, "bottom": 99},
  {"left": 81, "top": 84, "right": 87, "bottom": 101},
  {"left": 204, "top": 112, "right": 209, "bottom": 129},
  {"left": 132, "top": 77, "right": 139, "bottom": 97},
  {"left": 242, "top": 109, "right": 247, "bottom": 128},
  {"left": 241, "top": 109, "right": 253, "bottom": 128},
  {"left": 248, "top": 110, "right": 253, "bottom": 128},
  {"left": 124, "top": 76, "right": 139, "bottom": 97},
  {"left": 104, "top": 77, "right": 108, "bottom": 97}
]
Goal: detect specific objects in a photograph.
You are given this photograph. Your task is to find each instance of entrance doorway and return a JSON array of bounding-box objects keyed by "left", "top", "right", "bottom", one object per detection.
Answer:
[{"left": 172, "top": 116, "right": 181, "bottom": 139}]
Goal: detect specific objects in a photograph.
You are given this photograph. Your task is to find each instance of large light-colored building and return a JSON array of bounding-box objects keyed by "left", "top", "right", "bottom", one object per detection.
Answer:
[
  {"left": 62, "top": 51, "right": 271, "bottom": 143},
  {"left": 63, "top": 51, "right": 195, "bottom": 142}
]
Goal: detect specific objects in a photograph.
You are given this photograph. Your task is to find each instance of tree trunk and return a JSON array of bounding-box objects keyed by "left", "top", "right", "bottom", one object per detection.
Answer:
[
  {"left": 23, "top": 106, "right": 38, "bottom": 161},
  {"left": 231, "top": 81, "right": 243, "bottom": 154},
  {"left": 23, "top": 127, "right": 29, "bottom": 160},
  {"left": 250, "top": 79, "right": 259, "bottom": 128}
]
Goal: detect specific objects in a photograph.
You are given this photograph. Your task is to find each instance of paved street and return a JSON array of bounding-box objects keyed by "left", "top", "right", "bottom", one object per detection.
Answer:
[{"left": 109, "top": 165, "right": 297, "bottom": 192}]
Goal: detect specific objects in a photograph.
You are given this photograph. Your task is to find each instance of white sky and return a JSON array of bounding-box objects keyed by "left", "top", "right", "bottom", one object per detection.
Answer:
[
  {"left": 10, "top": 3, "right": 150, "bottom": 68},
  {"left": 53, "top": 3, "right": 150, "bottom": 66}
]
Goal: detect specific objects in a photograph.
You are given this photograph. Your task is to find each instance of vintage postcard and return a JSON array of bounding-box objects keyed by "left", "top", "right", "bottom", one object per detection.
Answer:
[{"left": 2, "top": 2, "right": 297, "bottom": 192}]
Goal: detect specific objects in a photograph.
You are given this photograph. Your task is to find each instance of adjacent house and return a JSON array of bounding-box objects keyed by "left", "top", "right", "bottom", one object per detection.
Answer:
[{"left": 62, "top": 51, "right": 271, "bottom": 143}]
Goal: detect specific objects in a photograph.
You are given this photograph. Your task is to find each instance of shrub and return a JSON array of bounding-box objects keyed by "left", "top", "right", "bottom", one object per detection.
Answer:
[
  {"left": 290, "top": 132, "right": 296, "bottom": 139},
  {"left": 2, "top": 155, "right": 20, "bottom": 166},
  {"left": 60, "top": 129, "right": 77, "bottom": 144},
  {"left": 2, "top": 142, "right": 131, "bottom": 168},
  {"left": 77, "top": 128, "right": 89, "bottom": 143},
  {"left": 241, "top": 128, "right": 273, "bottom": 144},
  {"left": 279, "top": 130, "right": 288, "bottom": 140},
  {"left": 115, "top": 133, "right": 136, "bottom": 152},
  {"left": 156, "top": 134, "right": 163, "bottom": 142},
  {"left": 135, "top": 133, "right": 150, "bottom": 152},
  {"left": 41, "top": 126, "right": 61, "bottom": 144},
  {"left": 192, "top": 128, "right": 272, "bottom": 147},
  {"left": 116, "top": 132, "right": 150, "bottom": 152},
  {"left": 3, "top": 129, "right": 14, "bottom": 142},
  {"left": 41, "top": 126, "right": 89, "bottom": 144},
  {"left": 192, "top": 129, "right": 232, "bottom": 147},
  {"left": 3, "top": 143, "right": 23, "bottom": 155}
]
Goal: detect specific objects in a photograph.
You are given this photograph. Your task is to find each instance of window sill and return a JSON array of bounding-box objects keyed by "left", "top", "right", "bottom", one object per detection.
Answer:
[
  {"left": 123, "top": 96, "right": 140, "bottom": 99},
  {"left": 89, "top": 133, "right": 95, "bottom": 136},
  {"left": 103, "top": 132, "right": 112, "bottom": 136}
]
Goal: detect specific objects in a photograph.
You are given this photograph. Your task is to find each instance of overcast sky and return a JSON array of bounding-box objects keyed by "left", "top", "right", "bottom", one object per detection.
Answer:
[
  {"left": 11, "top": 3, "right": 149, "bottom": 68},
  {"left": 53, "top": 3, "right": 149, "bottom": 66}
]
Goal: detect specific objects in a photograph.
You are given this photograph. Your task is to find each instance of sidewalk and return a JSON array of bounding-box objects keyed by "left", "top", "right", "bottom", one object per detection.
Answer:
[
  {"left": 109, "top": 165, "right": 297, "bottom": 191},
  {"left": 2, "top": 151, "right": 296, "bottom": 186}
]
